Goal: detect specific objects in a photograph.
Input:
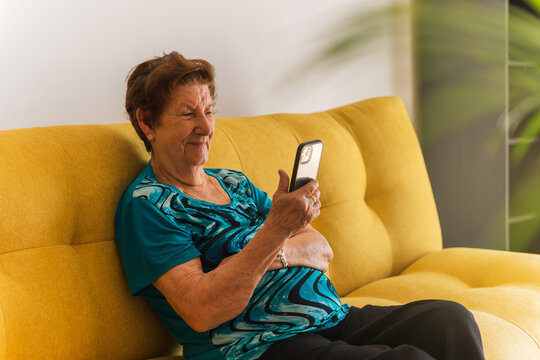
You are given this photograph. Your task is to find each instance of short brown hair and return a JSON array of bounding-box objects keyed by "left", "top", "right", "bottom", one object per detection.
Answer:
[{"left": 125, "top": 51, "right": 216, "bottom": 152}]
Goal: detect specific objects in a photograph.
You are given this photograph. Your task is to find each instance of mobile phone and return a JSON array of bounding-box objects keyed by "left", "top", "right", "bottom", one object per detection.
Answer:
[{"left": 289, "top": 140, "right": 324, "bottom": 192}]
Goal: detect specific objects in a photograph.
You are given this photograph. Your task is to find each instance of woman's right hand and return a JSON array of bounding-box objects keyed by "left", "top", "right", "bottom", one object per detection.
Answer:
[{"left": 265, "top": 169, "right": 321, "bottom": 238}]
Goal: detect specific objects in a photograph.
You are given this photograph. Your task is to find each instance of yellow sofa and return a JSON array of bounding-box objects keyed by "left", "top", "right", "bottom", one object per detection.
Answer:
[{"left": 0, "top": 97, "right": 539, "bottom": 359}]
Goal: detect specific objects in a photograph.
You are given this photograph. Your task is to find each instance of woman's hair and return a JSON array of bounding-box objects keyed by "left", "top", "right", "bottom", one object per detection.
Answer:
[{"left": 125, "top": 51, "right": 216, "bottom": 152}]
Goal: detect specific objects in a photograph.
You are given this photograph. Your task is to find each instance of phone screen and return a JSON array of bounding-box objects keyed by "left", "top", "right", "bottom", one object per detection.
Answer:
[{"left": 289, "top": 140, "right": 323, "bottom": 192}]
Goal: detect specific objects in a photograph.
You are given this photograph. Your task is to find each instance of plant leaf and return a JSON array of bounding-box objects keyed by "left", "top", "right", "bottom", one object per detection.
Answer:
[{"left": 524, "top": 0, "right": 540, "bottom": 14}]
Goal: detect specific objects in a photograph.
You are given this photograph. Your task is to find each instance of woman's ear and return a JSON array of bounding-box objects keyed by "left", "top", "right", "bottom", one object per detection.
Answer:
[{"left": 136, "top": 108, "right": 152, "bottom": 137}]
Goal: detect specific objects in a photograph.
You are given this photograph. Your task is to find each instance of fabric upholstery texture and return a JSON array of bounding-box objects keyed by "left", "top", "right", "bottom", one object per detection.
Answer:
[{"left": 0, "top": 97, "right": 538, "bottom": 359}]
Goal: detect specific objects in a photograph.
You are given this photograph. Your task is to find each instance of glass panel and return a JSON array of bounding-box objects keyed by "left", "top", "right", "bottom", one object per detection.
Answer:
[
  {"left": 416, "top": 0, "right": 507, "bottom": 250},
  {"left": 508, "top": 65, "right": 540, "bottom": 141},
  {"left": 509, "top": 138, "right": 540, "bottom": 253}
]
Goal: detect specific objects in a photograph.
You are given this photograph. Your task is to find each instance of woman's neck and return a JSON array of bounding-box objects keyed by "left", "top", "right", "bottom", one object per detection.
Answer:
[{"left": 150, "top": 156, "right": 206, "bottom": 188}]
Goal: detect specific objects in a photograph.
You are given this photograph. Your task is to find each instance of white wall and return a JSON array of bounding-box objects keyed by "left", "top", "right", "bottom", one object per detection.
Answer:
[{"left": 0, "top": 0, "right": 410, "bottom": 130}]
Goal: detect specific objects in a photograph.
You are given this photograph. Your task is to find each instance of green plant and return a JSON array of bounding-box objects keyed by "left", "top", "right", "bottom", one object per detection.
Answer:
[
  {"left": 302, "top": 0, "right": 540, "bottom": 252},
  {"left": 307, "top": 1, "right": 540, "bottom": 157}
]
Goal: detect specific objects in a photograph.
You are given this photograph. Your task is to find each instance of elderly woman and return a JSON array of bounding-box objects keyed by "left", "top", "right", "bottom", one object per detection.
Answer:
[{"left": 115, "top": 52, "right": 484, "bottom": 360}]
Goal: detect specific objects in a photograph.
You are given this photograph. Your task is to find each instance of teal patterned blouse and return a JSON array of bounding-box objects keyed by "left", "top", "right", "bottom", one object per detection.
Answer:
[{"left": 115, "top": 163, "right": 350, "bottom": 360}]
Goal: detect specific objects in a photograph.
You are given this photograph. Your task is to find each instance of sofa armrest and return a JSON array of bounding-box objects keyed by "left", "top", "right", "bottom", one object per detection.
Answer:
[{"left": 402, "top": 247, "right": 540, "bottom": 288}]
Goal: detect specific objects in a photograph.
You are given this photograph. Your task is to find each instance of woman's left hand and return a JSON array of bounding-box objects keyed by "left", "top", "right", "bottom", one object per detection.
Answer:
[{"left": 267, "top": 225, "right": 333, "bottom": 273}]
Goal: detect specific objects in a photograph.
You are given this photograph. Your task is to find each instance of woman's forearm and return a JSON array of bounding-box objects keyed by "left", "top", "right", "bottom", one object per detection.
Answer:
[
  {"left": 179, "top": 223, "right": 288, "bottom": 332},
  {"left": 198, "top": 226, "right": 332, "bottom": 330}
]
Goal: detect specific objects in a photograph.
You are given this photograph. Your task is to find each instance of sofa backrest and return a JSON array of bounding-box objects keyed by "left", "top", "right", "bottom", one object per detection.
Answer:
[
  {"left": 206, "top": 97, "right": 442, "bottom": 294},
  {"left": 0, "top": 97, "right": 441, "bottom": 359},
  {"left": 0, "top": 123, "right": 180, "bottom": 359}
]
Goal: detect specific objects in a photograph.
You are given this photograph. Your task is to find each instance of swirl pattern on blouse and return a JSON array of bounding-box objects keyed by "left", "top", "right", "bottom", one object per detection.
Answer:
[{"left": 133, "top": 168, "right": 349, "bottom": 360}]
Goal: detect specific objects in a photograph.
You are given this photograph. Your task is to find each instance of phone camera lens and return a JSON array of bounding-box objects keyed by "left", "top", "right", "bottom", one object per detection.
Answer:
[{"left": 300, "top": 146, "right": 313, "bottom": 164}]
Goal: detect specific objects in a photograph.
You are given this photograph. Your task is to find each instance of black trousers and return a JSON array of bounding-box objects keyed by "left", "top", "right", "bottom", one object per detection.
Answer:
[{"left": 259, "top": 300, "right": 485, "bottom": 360}]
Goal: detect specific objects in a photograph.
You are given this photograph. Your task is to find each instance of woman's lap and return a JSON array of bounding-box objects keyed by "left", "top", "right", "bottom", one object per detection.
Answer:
[
  {"left": 258, "top": 299, "right": 484, "bottom": 360},
  {"left": 258, "top": 332, "right": 433, "bottom": 360}
]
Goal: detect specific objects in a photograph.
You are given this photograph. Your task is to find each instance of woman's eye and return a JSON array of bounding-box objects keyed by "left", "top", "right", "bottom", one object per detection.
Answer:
[{"left": 181, "top": 113, "right": 193, "bottom": 117}]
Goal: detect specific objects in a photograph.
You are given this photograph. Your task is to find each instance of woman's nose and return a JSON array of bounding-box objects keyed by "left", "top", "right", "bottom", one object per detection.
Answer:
[{"left": 194, "top": 111, "right": 213, "bottom": 135}]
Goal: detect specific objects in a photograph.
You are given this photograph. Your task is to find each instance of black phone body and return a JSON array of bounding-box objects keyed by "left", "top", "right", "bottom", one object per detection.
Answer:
[{"left": 289, "top": 140, "right": 324, "bottom": 192}]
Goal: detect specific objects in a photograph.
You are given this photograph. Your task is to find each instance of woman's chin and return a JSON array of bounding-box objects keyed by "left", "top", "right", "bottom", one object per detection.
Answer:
[
  {"left": 184, "top": 155, "right": 209, "bottom": 167},
  {"left": 182, "top": 147, "right": 209, "bottom": 166}
]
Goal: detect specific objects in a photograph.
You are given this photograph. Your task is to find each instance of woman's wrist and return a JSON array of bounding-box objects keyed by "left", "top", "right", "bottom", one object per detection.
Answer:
[
  {"left": 267, "top": 247, "right": 292, "bottom": 270},
  {"left": 277, "top": 248, "right": 288, "bottom": 268},
  {"left": 261, "top": 216, "right": 293, "bottom": 240}
]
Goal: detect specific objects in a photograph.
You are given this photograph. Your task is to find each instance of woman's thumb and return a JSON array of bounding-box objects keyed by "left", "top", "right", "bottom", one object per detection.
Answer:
[{"left": 276, "top": 169, "right": 290, "bottom": 193}]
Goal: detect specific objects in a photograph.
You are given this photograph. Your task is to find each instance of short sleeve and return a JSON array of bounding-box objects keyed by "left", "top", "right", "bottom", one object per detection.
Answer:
[
  {"left": 246, "top": 179, "right": 272, "bottom": 216},
  {"left": 115, "top": 196, "right": 201, "bottom": 295}
]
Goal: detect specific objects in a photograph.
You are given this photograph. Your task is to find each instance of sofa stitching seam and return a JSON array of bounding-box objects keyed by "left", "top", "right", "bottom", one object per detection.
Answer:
[
  {"left": 54, "top": 137, "right": 80, "bottom": 246},
  {"left": 396, "top": 270, "right": 474, "bottom": 288},
  {"left": 504, "top": 319, "right": 540, "bottom": 349},
  {"left": 319, "top": 199, "right": 359, "bottom": 209},
  {"left": 328, "top": 109, "right": 363, "bottom": 155},
  {"left": 215, "top": 124, "right": 245, "bottom": 172},
  {"left": 0, "top": 240, "right": 113, "bottom": 257},
  {"left": 271, "top": 116, "right": 301, "bottom": 143}
]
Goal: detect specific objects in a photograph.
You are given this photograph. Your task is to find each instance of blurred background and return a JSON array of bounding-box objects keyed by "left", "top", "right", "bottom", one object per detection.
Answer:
[
  {"left": 1, "top": 0, "right": 538, "bottom": 253},
  {"left": 0, "top": 0, "right": 403, "bottom": 128},
  {"left": 308, "top": 0, "right": 540, "bottom": 254}
]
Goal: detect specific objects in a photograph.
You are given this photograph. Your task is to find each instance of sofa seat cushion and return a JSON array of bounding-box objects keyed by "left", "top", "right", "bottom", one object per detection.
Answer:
[{"left": 342, "top": 247, "right": 540, "bottom": 360}]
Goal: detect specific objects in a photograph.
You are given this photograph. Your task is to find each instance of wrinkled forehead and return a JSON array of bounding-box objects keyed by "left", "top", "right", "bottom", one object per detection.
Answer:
[{"left": 169, "top": 83, "right": 214, "bottom": 110}]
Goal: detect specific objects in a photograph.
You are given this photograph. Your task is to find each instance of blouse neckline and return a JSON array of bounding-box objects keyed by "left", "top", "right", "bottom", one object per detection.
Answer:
[{"left": 143, "top": 162, "right": 237, "bottom": 207}]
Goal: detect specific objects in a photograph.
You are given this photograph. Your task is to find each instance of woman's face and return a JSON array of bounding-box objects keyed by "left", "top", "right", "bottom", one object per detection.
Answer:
[{"left": 152, "top": 83, "right": 215, "bottom": 168}]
